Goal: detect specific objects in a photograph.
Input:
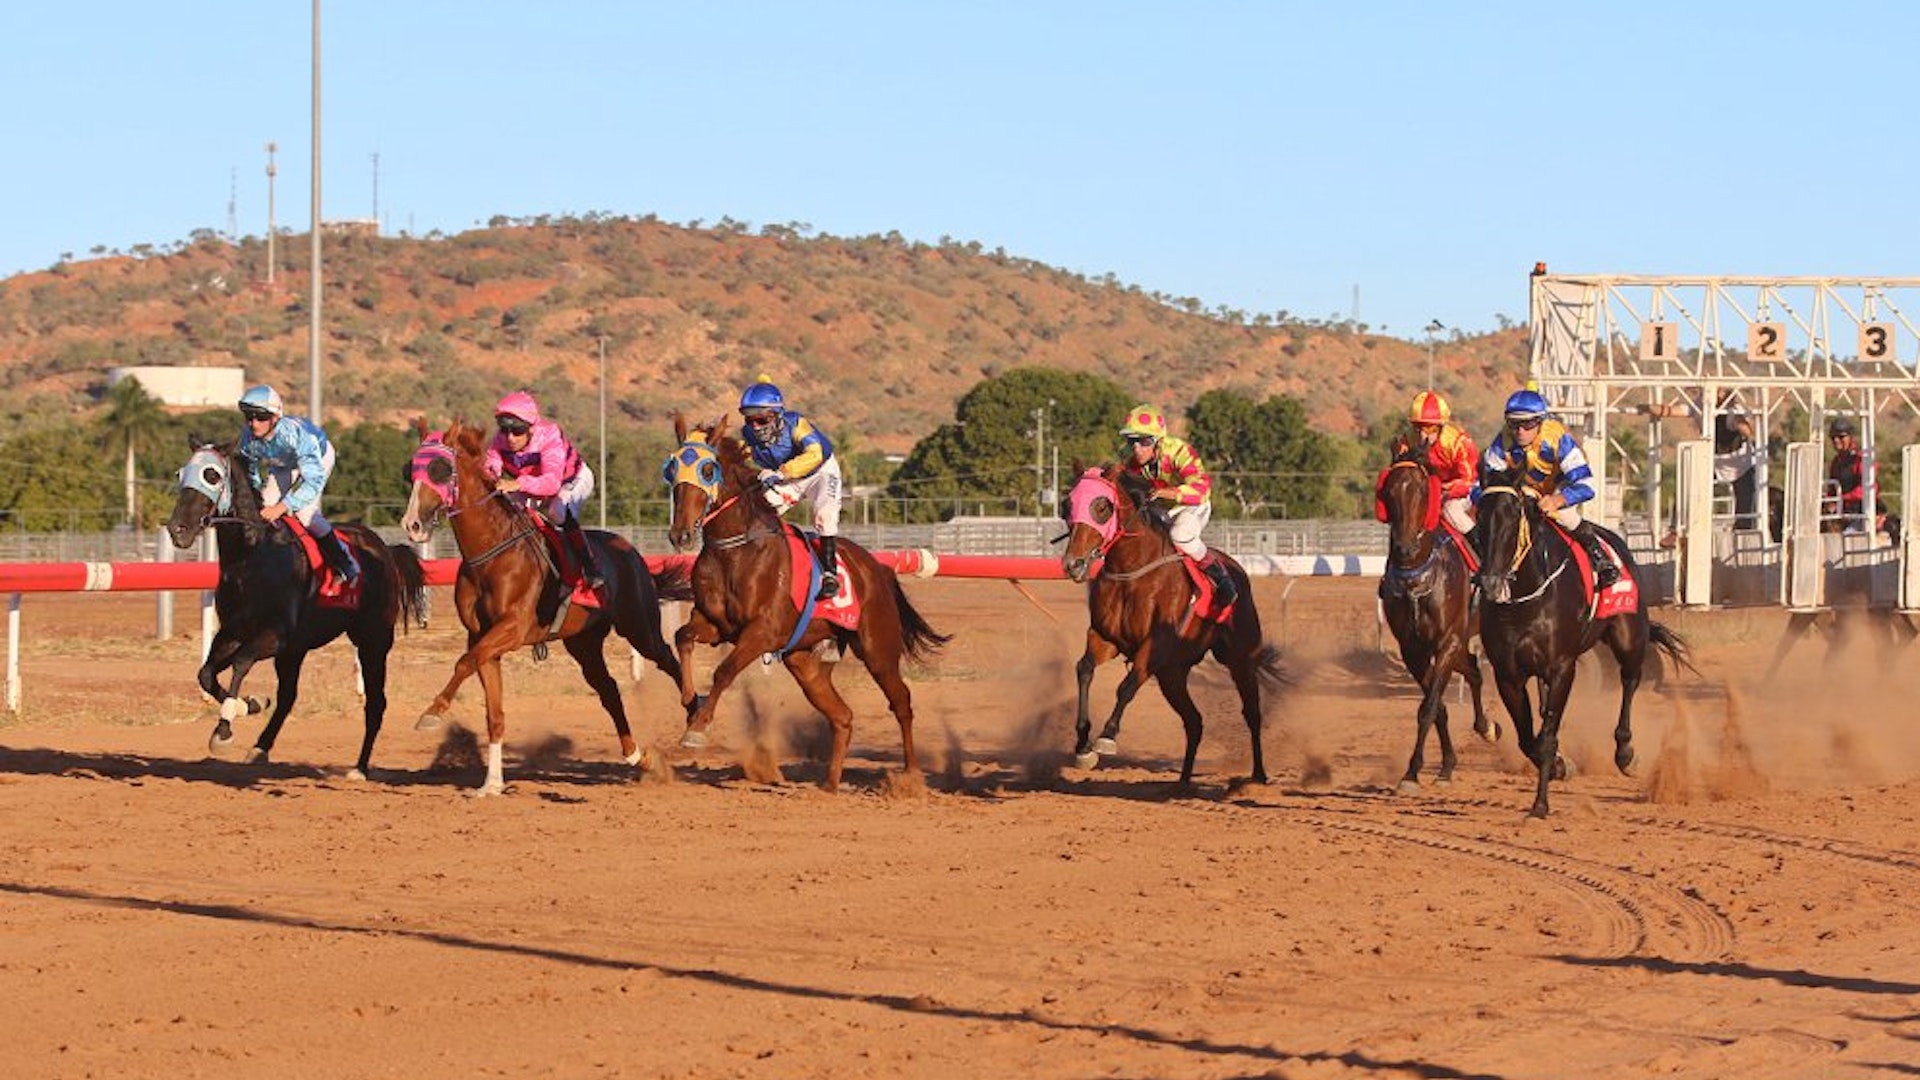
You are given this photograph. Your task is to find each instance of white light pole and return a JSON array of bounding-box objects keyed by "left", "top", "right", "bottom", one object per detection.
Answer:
[
  {"left": 597, "top": 335, "right": 609, "bottom": 529},
  {"left": 1424, "top": 319, "right": 1446, "bottom": 390},
  {"left": 264, "top": 141, "right": 277, "bottom": 285},
  {"left": 308, "top": 0, "right": 324, "bottom": 420}
]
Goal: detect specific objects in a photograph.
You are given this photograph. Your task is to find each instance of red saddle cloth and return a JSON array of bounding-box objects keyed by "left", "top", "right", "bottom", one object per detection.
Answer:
[
  {"left": 1553, "top": 523, "right": 1640, "bottom": 619},
  {"left": 784, "top": 528, "right": 863, "bottom": 630},
  {"left": 286, "top": 519, "right": 362, "bottom": 611},
  {"left": 526, "top": 515, "right": 601, "bottom": 610},
  {"left": 1440, "top": 519, "right": 1480, "bottom": 574},
  {"left": 1179, "top": 555, "right": 1236, "bottom": 628}
]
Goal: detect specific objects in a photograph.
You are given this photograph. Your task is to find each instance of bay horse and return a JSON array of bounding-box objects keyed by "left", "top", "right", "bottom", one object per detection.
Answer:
[
  {"left": 1474, "top": 465, "right": 1694, "bottom": 817},
  {"left": 400, "top": 421, "right": 689, "bottom": 795},
  {"left": 1059, "top": 464, "right": 1281, "bottom": 789},
  {"left": 1376, "top": 444, "right": 1495, "bottom": 792},
  {"left": 663, "top": 414, "right": 948, "bottom": 793},
  {"left": 165, "top": 437, "right": 428, "bottom": 778}
]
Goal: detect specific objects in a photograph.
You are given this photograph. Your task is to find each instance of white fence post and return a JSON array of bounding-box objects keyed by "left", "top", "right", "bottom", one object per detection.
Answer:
[
  {"left": 199, "top": 530, "right": 219, "bottom": 661},
  {"left": 1782, "top": 441, "right": 1826, "bottom": 611},
  {"left": 1901, "top": 445, "right": 1920, "bottom": 613},
  {"left": 155, "top": 527, "right": 174, "bottom": 641},
  {"left": 6, "top": 593, "right": 19, "bottom": 712},
  {"left": 1675, "top": 440, "right": 1714, "bottom": 607}
]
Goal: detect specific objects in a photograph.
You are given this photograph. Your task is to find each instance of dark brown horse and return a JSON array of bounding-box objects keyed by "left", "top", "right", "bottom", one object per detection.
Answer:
[
  {"left": 1059, "top": 464, "right": 1281, "bottom": 788},
  {"left": 1475, "top": 465, "right": 1694, "bottom": 816},
  {"left": 663, "top": 414, "right": 948, "bottom": 792},
  {"left": 400, "top": 421, "right": 689, "bottom": 795},
  {"left": 166, "top": 437, "right": 427, "bottom": 777},
  {"left": 1376, "top": 447, "right": 1495, "bottom": 792}
]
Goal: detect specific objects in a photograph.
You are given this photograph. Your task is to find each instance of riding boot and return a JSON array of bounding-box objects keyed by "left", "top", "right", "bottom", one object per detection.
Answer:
[
  {"left": 1202, "top": 556, "right": 1238, "bottom": 607},
  {"left": 563, "top": 516, "right": 605, "bottom": 591},
  {"left": 814, "top": 535, "right": 841, "bottom": 599},
  {"left": 1574, "top": 522, "right": 1620, "bottom": 589},
  {"left": 317, "top": 529, "right": 360, "bottom": 586}
]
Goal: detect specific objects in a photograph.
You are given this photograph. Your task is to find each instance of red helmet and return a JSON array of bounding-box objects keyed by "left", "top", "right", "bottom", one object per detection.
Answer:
[{"left": 1409, "top": 390, "right": 1451, "bottom": 426}]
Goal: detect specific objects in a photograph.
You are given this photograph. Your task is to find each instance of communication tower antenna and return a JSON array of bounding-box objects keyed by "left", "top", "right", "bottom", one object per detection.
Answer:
[
  {"left": 227, "top": 167, "right": 238, "bottom": 239},
  {"left": 370, "top": 151, "right": 380, "bottom": 232},
  {"left": 264, "top": 141, "right": 278, "bottom": 285}
]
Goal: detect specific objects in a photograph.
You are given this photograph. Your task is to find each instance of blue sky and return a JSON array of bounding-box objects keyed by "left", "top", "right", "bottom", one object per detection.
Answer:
[{"left": 2, "top": 1, "right": 1910, "bottom": 340}]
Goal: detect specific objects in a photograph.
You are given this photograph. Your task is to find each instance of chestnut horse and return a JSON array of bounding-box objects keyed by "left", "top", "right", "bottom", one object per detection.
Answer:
[
  {"left": 166, "top": 437, "right": 427, "bottom": 777},
  {"left": 1060, "top": 464, "right": 1281, "bottom": 788},
  {"left": 1376, "top": 445, "right": 1495, "bottom": 792},
  {"left": 400, "top": 422, "right": 689, "bottom": 795},
  {"left": 1475, "top": 465, "right": 1694, "bottom": 816},
  {"left": 663, "top": 414, "right": 947, "bottom": 792}
]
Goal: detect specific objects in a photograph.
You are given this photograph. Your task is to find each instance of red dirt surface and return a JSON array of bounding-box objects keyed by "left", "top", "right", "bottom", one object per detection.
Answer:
[{"left": 3, "top": 577, "right": 1919, "bottom": 1078}]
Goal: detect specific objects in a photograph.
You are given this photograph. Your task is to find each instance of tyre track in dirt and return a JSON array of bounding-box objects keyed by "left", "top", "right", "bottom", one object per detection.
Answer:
[{"left": 1190, "top": 797, "right": 1735, "bottom": 962}]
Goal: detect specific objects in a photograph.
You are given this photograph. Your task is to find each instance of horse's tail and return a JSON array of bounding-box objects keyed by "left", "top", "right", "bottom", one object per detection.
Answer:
[
  {"left": 390, "top": 544, "right": 430, "bottom": 631},
  {"left": 891, "top": 575, "right": 952, "bottom": 661},
  {"left": 1648, "top": 619, "right": 1699, "bottom": 677},
  {"left": 651, "top": 557, "right": 695, "bottom": 603},
  {"left": 1252, "top": 641, "right": 1292, "bottom": 691}
]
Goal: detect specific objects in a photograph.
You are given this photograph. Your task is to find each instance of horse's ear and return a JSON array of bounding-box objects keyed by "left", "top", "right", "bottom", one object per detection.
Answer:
[
  {"left": 672, "top": 411, "right": 691, "bottom": 442},
  {"left": 186, "top": 431, "right": 201, "bottom": 450},
  {"left": 711, "top": 414, "right": 731, "bottom": 440},
  {"left": 412, "top": 416, "right": 429, "bottom": 439}
]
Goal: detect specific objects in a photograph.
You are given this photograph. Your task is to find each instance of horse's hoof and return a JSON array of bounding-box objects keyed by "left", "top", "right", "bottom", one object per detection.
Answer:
[
  {"left": 1434, "top": 775, "right": 1454, "bottom": 787},
  {"left": 470, "top": 783, "right": 506, "bottom": 799},
  {"left": 1091, "top": 737, "right": 1119, "bottom": 755},
  {"left": 345, "top": 768, "right": 368, "bottom": 782},
  {"left": 244, "top": 695, "right": 271, "bottom": 716},
  {"left": 1551, "top": 755, "right": 1574, "bottom": 780},
  {"left": 1475, "top": 720, "right": 1502, "bottom": 743},
  {"left": 680, "top": 730, "right": 709, "bottom": 750},
  {"left": 1617, "top": 749, "right": 1638, "bottom": 778},
  {"left": 625, "top": 748, "right": 655, "bottom": 771},
  {"left": 1073, "top": 751, "right": 1100, "bottom": 770},
  {"left": 243, "top": 747, "right": 268, "bottom": 765},
  {"left": 414, "top": 711, "right": 443, "bottom": 732},
  {"left": 1395, "top": 779, "right": 1422, "bottom": 796}
]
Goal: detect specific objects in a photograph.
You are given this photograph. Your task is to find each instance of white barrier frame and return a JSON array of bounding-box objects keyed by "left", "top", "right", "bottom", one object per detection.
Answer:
[
  {"left": 1782, "top": 442, "right": 1826, "bottom": 611},
  {"left": 1675, "top": 440, "right": 1714, "bottom": 607}
]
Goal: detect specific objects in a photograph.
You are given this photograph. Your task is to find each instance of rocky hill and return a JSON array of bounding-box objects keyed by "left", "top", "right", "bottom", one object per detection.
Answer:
[{"left": 0, "top": 216, "right": 1531, "bottom": 453}]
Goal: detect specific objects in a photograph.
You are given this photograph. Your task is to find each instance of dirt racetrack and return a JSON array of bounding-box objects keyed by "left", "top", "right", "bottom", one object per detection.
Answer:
[{"left": 4, "top": 573, "right": 1920, "bottom": 1079}]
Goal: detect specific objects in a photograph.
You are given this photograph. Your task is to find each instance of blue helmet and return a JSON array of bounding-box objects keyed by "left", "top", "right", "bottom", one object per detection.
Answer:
[
  {"left": 740, "top": 381, "right": 785, "bottom": 413},
  {"left": 1503, "top": 388, "right": 1550, "bottom": 424},
  {"left": 238, "top": 385, "right": 284, "bottom": 416}
]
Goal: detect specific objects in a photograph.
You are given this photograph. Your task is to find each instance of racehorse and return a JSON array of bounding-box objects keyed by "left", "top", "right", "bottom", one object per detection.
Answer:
[
  {"left": 165, "top": 437, "right": 427, "bottom": 778},
  {"left": 1474, "top": 465, "right": 1694, "bottom": 817},
  {"left": 1375, "top": 445, "right": 1495, "bottom": 792},
  {"left": 400, "top": 421, "right": 689, "bottom": 795},
  {"left": 663, "top": 413, "right": 947, "bottom": 793},
  {"left": 1059, "top": 463, "right": 1282, "bottom": 789}
]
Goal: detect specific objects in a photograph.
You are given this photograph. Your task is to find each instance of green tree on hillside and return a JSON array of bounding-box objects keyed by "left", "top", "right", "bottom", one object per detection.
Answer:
[
  {"left": 102, "top": 376, "right": 165, "bottom": 525},
  {"left": 889, "top": 368, "right": 1131, "bottom": 519},
  {"left": 1185, "top": 389, "right": 1340, "bottom": 518}
]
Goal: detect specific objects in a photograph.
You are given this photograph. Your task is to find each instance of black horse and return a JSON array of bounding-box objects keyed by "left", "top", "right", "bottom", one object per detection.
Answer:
[
  {"left": 1375, "top": 446, "right": 1495, "bottom": 792},
  {"left": 166, "top": 437, "right": 427, "bottom": 778},
  {"left": 1474, "top": 466, "right": 1693, "bottom": 817}
]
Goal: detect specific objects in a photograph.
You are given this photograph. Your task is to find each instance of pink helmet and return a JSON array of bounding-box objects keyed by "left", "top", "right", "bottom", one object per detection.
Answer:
[{"left": 495, "top": 390, "right": 542, "bottom": 426}]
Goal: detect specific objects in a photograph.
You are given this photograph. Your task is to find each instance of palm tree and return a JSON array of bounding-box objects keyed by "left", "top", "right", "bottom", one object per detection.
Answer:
[{"left": 103, "top": 376, "right": 165, "bottom": 525}]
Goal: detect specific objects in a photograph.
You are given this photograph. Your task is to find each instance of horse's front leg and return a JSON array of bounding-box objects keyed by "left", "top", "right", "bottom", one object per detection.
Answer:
[
  {"left": 1459, "top": 647, "right": 1499, "bottom": 742},
  {"left": 674, "top": 613, "right": 723, "bottom": 731},
  {"left": 677, "top": 623, "right": 777, "bottom": 750},
  {"left": 1397, "top": 645, "right": 1439, "bottom": 793},
  {"left": 415, "top": 624, "right": 490, "bottom": 731},
  {"left": 1152, "top": 663, "right": 1204, "bottom": 791},
  {"left": 781, "top": 649, "right": 857, "bottom": 792},
  {"left": 1490, "top": 660, "right": 1538, "bottom": 764},
  {"left": 1072, "top": 631, "right": 1120, "bottom": 768},
  {"left": 244, "top": 647, "right": 308, "bottom": 766},
  {"left": 1091, "top": 641, "right": 1160, "bottom": 761},
  {"left": 1529, "top": 662, "right": 1581, "bottom": 818}
]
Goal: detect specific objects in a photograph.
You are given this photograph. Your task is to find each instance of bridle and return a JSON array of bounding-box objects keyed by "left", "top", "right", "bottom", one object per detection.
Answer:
[
  {"left": 664, "top": 437, "right": 775, "bottom": 549},
  {"left": 1062, "top": 470, "right": 1177, "bottom": 580},
  {"left": 408, "top": 436, "right": 542, "bottom": 569},
  {"left": 1475, "top": 484, "right": 1569, "bottom": 604}
]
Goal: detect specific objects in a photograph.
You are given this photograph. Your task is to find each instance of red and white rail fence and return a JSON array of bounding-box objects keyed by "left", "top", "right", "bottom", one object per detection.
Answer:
[{"left": 0, "top": 551, "right": 1383, "bottom": 712}]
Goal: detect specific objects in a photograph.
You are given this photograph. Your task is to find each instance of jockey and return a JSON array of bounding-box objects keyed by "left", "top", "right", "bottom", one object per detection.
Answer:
[
  {"left": 234, "top": 384, "right": 359, "bottom": 585},
  {"left": 738, "top": 378, "right": 846, "bottom": 599},
  {"left": 1479, "top": 386, "right": 1619, "bottom": 588},
  {"left": 1407, "top": 390, "right": 1479, "bottom": 536},
  {"left": 485, "top": 390, "right": 602, "bottom": 591},
  {"left": 1118, "top": 403, "right": 1237, "bottom": 606},
  {"left": 1827, "top": 416, "right": 1899, "bottom": 544}
]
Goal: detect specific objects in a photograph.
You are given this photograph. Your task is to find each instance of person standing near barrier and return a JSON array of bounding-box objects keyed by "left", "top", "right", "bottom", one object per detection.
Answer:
[{"left": 1713, "top": 391, "right": 1760, "bottom": 531}]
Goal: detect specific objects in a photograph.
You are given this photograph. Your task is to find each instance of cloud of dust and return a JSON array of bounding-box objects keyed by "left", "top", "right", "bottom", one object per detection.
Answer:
[{"left": 428, "top": 725, "right": 481, "bottom": 773}]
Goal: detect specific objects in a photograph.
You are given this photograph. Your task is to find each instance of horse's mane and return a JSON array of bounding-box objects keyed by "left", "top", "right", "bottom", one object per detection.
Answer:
[{"left": 711, "top": 434, "right": 784, "bottom": 526}]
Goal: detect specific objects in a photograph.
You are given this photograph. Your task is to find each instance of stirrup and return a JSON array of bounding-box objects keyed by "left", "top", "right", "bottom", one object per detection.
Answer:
[{"left": 817, "top": 571, "right": 841, "bottom": 599}]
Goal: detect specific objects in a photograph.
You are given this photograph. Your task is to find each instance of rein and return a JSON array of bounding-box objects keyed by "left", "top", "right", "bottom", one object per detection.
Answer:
[{"left": 1478, "top": 483, "right": 1573, "bottom": 606}]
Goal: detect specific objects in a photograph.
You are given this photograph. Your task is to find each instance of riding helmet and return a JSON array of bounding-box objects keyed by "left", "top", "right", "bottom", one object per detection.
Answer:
[
  {"left": 238, "top": 385, "right": 284, "bottom": 416},
  {"left": 1409, "top": 390, "right": 1451, "bottom": 425},
  {"left": 740, "top": 380, "right": 786, "bottom": 413},
  {"left": 1503, "top": 388, "right": 1550, "bottom": 424},
  {"left": 495, "top": 390, "right": 543, "bottom": 426},
  {"left": 1119, "top": 404, "right": 1169, "bottom": 440}
]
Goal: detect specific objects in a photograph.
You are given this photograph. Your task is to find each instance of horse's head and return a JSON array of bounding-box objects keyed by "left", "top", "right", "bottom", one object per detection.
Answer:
[
  {"left": 167, "top": 435, "right": 237, "bottom": 549},
  {"left": 1474, "top": 465, "right": 1539, "bottom": 604},
  {"left": 664, "top": 413, "right": 744, "bottom": 551},
  {"left": 401, "top": 420, "right": 483, "bottom": 543},
  {"left": 1060, "top": 463, "right": 1160, "bottom": 582},
  {"left": 1375, "top": 449, "right": 1441, "bottom": 566}
]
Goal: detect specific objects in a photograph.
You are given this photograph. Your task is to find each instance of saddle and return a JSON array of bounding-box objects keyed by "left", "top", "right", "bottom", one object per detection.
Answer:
[
  {"left": 525, "top": 514, "right": 601, "bottom": 610},
  {"left": 783, "top": 527, "right": 861, "bottom": 630},
  {"left": 285, "top": 519, "right": 362, "bottom": 611},
  {"left": 1178, "top": 555, "right": 1235, "bottom": 631},
  {"left": 1550, "top": 522, "right": 1639, "bottom": 619}
]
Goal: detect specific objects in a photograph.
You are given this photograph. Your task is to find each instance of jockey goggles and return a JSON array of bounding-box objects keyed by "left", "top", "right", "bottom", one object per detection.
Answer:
[
  {"left": 496, "top": 415, "right": 532, "bottom": 435},
  {"left": 742, "top": 410, "right": 778, "bottom": 428},
  {"left": 1124, "top": 433, "right": 1158, "bottom": 447},
  {"left": 241, "top": 406, "right": 277, "bottom": 423}
]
